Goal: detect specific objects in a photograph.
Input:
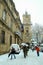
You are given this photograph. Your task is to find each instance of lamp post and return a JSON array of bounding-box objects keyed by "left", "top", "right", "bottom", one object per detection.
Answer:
[{"left": 36, "top": 31, "right": 38, "bottom": 43}]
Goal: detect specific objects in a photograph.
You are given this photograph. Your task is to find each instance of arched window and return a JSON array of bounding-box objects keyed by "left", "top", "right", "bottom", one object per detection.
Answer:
[{"left": 2, "top": 10, "right": 6, "bottom": 21}]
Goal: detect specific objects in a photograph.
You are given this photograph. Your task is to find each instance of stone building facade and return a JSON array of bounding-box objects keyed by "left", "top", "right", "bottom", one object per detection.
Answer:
[
  {"left": 0, "top": 0, "right": 23, "bottom": 54},
  {"left": 23, "top": 12, "right": 32, "bottom": 43}
]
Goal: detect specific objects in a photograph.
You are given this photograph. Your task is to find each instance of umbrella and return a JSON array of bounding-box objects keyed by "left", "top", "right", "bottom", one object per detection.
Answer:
[
  {"left": 10, "top": 44, "right": 20, "bottom": 53},
  {"left": 21, "top": 43, "right": 28, "bottom": 47}
]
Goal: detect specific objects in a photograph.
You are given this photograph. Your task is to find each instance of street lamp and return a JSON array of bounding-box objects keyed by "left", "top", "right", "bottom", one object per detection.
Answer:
[{"left": 36, "top": 31, "right": 38, "bottom": 43}]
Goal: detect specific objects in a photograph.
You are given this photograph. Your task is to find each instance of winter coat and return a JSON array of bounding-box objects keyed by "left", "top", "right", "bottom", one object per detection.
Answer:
[
  {"left": 10, "top": 47, "right": 16, "bottom": 54},
  {"left": 35, "top": 46, "right": 40, "bottom": 52}
]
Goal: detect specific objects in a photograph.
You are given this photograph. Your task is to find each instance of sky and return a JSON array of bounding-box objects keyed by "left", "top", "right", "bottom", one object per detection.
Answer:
[
  {"left": 13, "top": 0, "right": 43, "bottom": 25},
  {"left": 0, "top": 49, "right": 43, "bottom": 65}
]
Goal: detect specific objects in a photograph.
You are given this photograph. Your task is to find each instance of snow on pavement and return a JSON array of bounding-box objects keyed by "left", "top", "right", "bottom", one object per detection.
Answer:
[{"left": 0, "top": 49, "right": 43, "bottom": 65}]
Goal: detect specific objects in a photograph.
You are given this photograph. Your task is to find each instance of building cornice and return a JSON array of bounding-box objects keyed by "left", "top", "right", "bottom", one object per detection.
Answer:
[
  {"left": 9, "top": 0, "right": 19, "bottom": 16},
  {"left": 23, "top": 23, "right": 32, "bottom": 25}
]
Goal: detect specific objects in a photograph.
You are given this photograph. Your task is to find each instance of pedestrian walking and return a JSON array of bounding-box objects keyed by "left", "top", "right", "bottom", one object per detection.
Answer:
[
  {"left": 8, "top": 47, "right": 16, "bottom": 59},
  {"left": 35, "top": 46, "right": 40, "bottom": 56},
  {"left": 23, "top": 45, "right": 28, "bottom": 58}
]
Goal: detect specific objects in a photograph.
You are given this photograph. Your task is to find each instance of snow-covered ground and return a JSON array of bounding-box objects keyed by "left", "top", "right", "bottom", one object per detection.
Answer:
[{"left": 0, "top": 49, "right": 43, "bottom": 65}]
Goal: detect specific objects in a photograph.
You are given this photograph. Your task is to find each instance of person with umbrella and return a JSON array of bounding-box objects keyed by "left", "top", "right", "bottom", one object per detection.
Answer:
[{"left": 21, "top": 43, "right": 29, "bottom": 58}]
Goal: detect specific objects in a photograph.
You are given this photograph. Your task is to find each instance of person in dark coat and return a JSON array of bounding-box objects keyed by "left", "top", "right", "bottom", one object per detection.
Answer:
[
  {"left": 35, "top": 46, "right": 40, "bottom": 56},
  {"left": 8, "top": 47, "right": 16, "bottom": 59},
  {"left": 23, "top": 45, "right": 28, "bottom": 58}
]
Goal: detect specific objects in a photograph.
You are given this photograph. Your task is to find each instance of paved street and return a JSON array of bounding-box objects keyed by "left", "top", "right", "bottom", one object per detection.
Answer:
[{"left": 0, "top": 49, "right": 43, "bottom": 65}]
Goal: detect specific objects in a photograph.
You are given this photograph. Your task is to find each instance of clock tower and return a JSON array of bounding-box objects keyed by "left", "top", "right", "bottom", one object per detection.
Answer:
[{"left": 23, "top": 12, "right": 32, "bottom": 43}]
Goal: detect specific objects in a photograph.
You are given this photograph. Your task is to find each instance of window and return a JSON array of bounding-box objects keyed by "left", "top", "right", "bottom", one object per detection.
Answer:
[
  {"left": 25, "top": 30, "right": 29, "bottom": 37},
  {"left": 10, "top": 19, "right": 13, "bottom": 30},
  {"left": 1, "top": 31, "right": 5, "bottom": 43},
  {"left": 26, "top": 30, "right": 28, "bottom": 33},
  {"left": 21, "top": 25, "right": 24, "bottom": 32},
  {"left": 0, "top": 32, "right": 1, "bottom": 43},
  {"left": 9, "top": 19, "right": 13, "bottom": 29},
  {"left": 10, "top": 35, "right": 12, "bottom": 45},
  {"left": 8, "top": 21, "right": 11, "bottom": 28},
  {"left": 2, "top": 10, "right": 6, "bottom": 21}
]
